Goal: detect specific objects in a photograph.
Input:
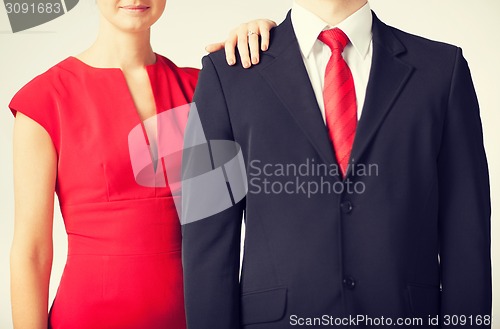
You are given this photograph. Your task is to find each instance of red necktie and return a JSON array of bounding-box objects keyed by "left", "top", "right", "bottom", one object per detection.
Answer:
[{"left": 318, "top": 28, "right": 357, "bottom": 178}]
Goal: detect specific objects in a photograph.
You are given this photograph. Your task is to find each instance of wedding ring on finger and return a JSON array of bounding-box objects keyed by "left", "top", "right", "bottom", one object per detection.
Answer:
[{"left": 248, "top": 30, "right": 259, "bottom": 37}]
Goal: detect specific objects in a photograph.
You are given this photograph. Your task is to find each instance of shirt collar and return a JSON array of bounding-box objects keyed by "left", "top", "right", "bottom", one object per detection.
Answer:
[{"left": 291, "top": 1, "right": 373, "bottom": 59}]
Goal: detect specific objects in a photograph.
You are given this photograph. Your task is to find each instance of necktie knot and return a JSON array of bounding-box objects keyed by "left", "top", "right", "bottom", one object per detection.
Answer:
[{"left": 318, "top": 28, "right": 349, "bottom": 52}]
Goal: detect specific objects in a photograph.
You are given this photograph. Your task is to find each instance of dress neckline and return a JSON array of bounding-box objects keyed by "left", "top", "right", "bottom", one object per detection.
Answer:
[
  {"left": 65, "top": 53, "right": 162, "bottom": 174},
  {"left": 67, "top": 53, "right": 160, "bottom": 71}
]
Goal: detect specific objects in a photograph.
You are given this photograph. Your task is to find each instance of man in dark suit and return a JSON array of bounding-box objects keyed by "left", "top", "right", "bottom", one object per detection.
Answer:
[{"left": 181, "top": 0, "right": 491, "bottom": 328}]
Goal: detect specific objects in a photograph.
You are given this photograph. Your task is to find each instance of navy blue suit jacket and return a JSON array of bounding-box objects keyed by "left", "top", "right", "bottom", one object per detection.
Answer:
[{"left": 182, "top": 12, "right": 491, "bottom": 329}]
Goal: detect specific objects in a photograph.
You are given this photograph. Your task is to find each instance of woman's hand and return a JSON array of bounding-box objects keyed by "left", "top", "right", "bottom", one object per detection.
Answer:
[{"left": 206, "top": 19, "right": 277, "bottom": 69}]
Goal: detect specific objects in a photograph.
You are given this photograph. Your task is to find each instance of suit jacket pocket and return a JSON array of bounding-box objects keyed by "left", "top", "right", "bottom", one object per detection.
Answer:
[
  {"left": 241, "top": 287, "right": 288, "bottom": 326},
  {"left": 407, "top": 284, "right": 440, "bottom": 317}
]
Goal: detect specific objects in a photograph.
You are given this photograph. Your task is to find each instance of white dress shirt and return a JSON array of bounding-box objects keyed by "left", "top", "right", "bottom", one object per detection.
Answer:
[{"left": 291, "top": 1, "right": 373, "bottom": 122}]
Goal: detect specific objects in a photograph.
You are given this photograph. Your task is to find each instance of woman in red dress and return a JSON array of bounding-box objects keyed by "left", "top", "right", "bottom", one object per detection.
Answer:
[{"left": 8, "top": 0, "right": 274, "bottom": 328}]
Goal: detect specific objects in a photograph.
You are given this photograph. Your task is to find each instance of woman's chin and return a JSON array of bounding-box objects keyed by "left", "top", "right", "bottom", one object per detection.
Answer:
[{"left": 114, "top": 20, "right": 155, "bottom": 34}]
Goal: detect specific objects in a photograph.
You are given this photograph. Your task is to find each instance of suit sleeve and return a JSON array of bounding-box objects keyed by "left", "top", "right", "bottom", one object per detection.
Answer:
[
  {"left": 438, "top": 47, "right": 491, "bottom": 326},
  {"left": 182, "top": 55, "right": 244, "bottom": 329}
]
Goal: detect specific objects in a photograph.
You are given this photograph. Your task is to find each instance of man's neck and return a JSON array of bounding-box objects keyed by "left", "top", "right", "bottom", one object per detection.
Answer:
[{"left": 295, "top": 0, "right": 368, "bottom": 26}]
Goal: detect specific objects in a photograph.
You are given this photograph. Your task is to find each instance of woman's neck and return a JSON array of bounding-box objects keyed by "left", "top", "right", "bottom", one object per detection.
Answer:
[{"left": 78, "top": 16, "right": 156, "bottom": 70}]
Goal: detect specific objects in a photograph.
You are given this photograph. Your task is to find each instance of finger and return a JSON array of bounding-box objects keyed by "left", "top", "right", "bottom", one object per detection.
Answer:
[
  {"left": 224, "top": 31, "right": 237, "bottom": 66},
  {"left": 205, "top": 42, "right": 225, "bottom": 53},
  {"left": 236, "top": 28, "right": 251, "bottom": 68},
  {"left": 248, "top": 32, "right": 260, "bottom": 65},
  {"left": 245, "top": 23, "right": 260, "bottom": 65},
  {"left": 258, "top": 21, "right": 271, "bottom": 51}
]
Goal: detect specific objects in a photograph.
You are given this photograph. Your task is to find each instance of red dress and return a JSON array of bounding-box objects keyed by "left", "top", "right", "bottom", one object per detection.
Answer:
[{"left": 9, "top": 54, "right": 199, "bottom": 329}]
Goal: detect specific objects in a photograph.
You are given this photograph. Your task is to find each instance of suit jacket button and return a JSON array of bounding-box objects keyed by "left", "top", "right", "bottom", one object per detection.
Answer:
[
  {"left": 343, "top": 277, "right": 356, "bottom": 290},
  {"left": 341, "top": 201, "right": 353, "bottom": 214}
]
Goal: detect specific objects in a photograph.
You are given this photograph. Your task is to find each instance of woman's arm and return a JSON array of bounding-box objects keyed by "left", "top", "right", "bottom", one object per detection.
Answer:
[
  {"left": 206, "top": 19, "right": 277, "bottom": 68},
  {"left": 11, "top": 113, "right": 57, "bottom": 329}
]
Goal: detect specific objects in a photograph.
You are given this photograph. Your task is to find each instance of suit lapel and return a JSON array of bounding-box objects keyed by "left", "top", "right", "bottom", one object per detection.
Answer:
[
  {"left": 259, "top": 12, "right": 336, "bottom": 166},
  {"left": 259, "top": 11, "right": 414, "bottom": 178},
  {"left": 348, "top": 13, "right": 414, "bottom": 176}
]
